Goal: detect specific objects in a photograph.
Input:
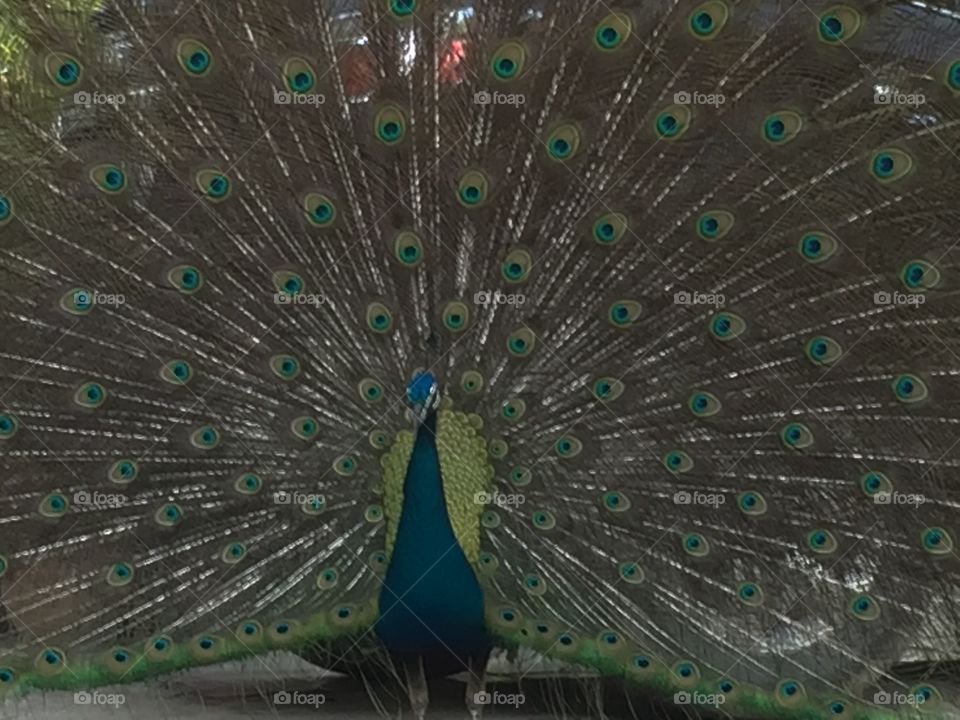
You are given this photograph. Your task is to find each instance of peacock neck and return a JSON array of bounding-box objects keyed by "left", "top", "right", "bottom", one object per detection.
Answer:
[{"left": 375, "top": 411, "right": 488, "bottom": 665}]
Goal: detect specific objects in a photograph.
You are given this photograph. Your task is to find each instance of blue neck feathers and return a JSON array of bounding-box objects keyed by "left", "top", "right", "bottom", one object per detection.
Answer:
[{"left": 375, "top": 412, "right": 488, "bottom": 666}]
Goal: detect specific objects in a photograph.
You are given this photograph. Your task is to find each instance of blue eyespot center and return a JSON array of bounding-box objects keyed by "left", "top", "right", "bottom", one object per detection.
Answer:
[
  {"left": 57, "top": 61, "right": 79, "bottom": 85},
  {"left": 820, "top": 15, "right": 843, "bottom": 40},
  {"left": 874, "top": 154, "right": 895, "bottom": 177},
  {"left": 693, "top": 11, "right": 714, "bottom": 33},
  {"left": 188, "top": 51, "right": 209, "bottom": 72}
]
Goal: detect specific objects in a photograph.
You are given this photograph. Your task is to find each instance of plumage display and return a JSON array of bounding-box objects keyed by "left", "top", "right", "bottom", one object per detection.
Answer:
[{"left": 1, "top": 0, "right": 960, "bottom": 717}]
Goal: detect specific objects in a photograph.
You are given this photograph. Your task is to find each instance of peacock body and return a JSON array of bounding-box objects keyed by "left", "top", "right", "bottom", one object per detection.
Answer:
[{"left": 0, "top": 0, "right": 960, "bottom": 717}]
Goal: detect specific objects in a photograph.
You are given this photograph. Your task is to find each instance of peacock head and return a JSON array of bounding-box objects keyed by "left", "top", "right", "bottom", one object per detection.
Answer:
[{"left": 406, "top": 371, "right": 440, "bottom": 425}]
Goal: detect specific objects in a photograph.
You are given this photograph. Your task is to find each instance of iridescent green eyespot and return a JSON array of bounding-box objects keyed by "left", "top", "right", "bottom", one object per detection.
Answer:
[
  {"left": 0, "top": 195, "right": 13, "bottom": 227},
  {"left": 602, "top": 491, "right": 630, "bottom": 512},
  {"left": 947, "top": 60, "right": 960, "bottom": 91},
  {"left": 860, "top": 471, "right": 892, "bottom": 498},
  {"left": 654, "top": 105, "right": 692, "bottom": 140},
  {"left": 900, "top": 259, "right": 940, "bottom": 291},
  {"left": 460, "top": 370, "right": 483, "bottom": 393},
  {"left": 0, "top": 414, "right": 19, "bottom": 440},
  {"left": 303, "top": 193, "right": 337, "bottom": 227},
  {"left": 689, "top": 2, "right": 730, "bottom": 39},
  {"left": 168, "top": 264, "right": 204, "bottom": 294},
  {"left": 921, "top": 527, "right": 953, "bottom": 555},
  {"left": 762, "top": 111, "right": 803, "bottom": 145},
  {"left": 696, "top": 210, "right": 734, "bottom": 241},
  {"left": 190, "top": 424, "right": 220, "bottom": 449},
  {"left": 545, "top": 123, "right": 582, "bottom": 161},
  {"left": 388, "top": 0, "right": 416, "bottom": 17},
  {"left": 607, "top": 299, "right": 641, "bottom": 327},
  {"left": 273, "top": 270, "right": 304, "bottom": 297},
  {"left": 806, "top": 336, "right": 842, "bottom": 366},
  {"left": 359, "top": 378, "right": 384, "bottom": 403},
  {"left": 291, "top": 416, "right": 319, "bottom": 441},
  {"left": 663, "top": 450, "right": 693, "bottom": 473},
  {"left": 366, "top": 302, "right": 394, "bottom": 333},
  {"left": 107, "top": 562, "right": 134, "bottom": 587},
  {"left": 394, "top": 231, "right": 423, "bottom": 266},
  {"left": 775, "top": 679, "right": 807, "bottom": 708},
  {"left": 374, "top": 103, "right": 407, "bottom": 145},
  {"left": 807, "top": 528, "right": 837, "bottom": 554},
  {"left": 709, "top": 312, "right": 746, "bottom": 342},
  {"left": 490, "top": 40, "right": 526, "bottom": 79},
  {"left": 90, "top": 164, "right": 127, "bottom": 194},
  {"left": 235, "top": 473, "right": 262, "bottom": 495},
  {"left": 689, "top": 390, "right": 720, "bottom": 417},
  {"left": 870, "top": 148, "right": 913, "bottom": 183},
  {"left": 196, "top": 168, "right": 232, "bottom": 201},
  {"left": 282, "top": 57, "right": 317, "bottom": 94},
  {"left": 443, "top": 301, "right": 470, "bottom": 332},
  {"left": 74, "top": 381, "right": 106, "bottom": 408},
  {"left": 107, "top": 460, "right": 140, "bottom": 485},
  {"left": 797, "top": 232, "right": 833, "bottom": 263},
  {"left": 501, "top": 398, "right": 526, "bottom": 422},
  {"left": 457, "top": 169, "right": 490, "bottom": 207},
  {"left": 849, "top": 593, "right": 879, "bottom": 621},
  {"left": 593, "top": 212, "right": 629, "bottom": 246},
  {"left": 892, "top": 373, "right": 927, "bottom": 403},
  {"left": 270, "top": 354, "right": 301, "bottom": 380},
  {"left": 176, "top": 39, "right": 213, "bottom": 76},
  {"left": 161, "top": 359, "right": 193, "bottom": 385},
  {"left": 531, "top": 510, "right": 556, "bottom": 530},
  {"left": 155, "top": 502, "right": 183, "bottom": 527},
  {"left": 592, "top": 376, "right": 624, "bottom": 402},
  {"left": 510, "top": 466, "right": 532, "bottom": 486},
  {"left": 619, "top": 562, "right": 643, "bottom": 584},
  {"left": 39, "top": 492, "right": 69, "bottom": 518},
  {"left": 45, "top": 52, "right": 82, "bottom": 87},
  {"left": 737, "top": 491, "right": 767, "bottom": 516},
  {"left": 507, "top": 328, "right": 536, "bottom": 357},
  {"left": 737, "top": 581, "right": 763, "bottom": 606},
  {"left": 317, "top": 568, "right": 339, "bottom": 589},
  {"left": 502, "top": 248, "right": 532, "bottom": 283},
  {"left": 594, "top": 12, "right": 632, "bottom": 51},
  {"left": 818, "top": 6, "right": 862, "bottom": 44},
  {"left": 781, "top": 422, "right": 813, "bottom": 449},
  {"left": 682, "top": 533, "right": 709, "bottom": 557},
  {"left": 555, "top": 435, "right": 582, "bottom": 459}
]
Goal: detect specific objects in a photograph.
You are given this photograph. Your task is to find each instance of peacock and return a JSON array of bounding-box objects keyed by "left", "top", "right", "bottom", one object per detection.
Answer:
[{"left": 1, "top": 0, "right": 959, "bottom": 717}]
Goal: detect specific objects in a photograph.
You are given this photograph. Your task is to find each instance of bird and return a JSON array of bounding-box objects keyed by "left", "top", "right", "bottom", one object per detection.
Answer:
[{"left": 0, "top": 0, "right": 959, "bottom": 718}]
